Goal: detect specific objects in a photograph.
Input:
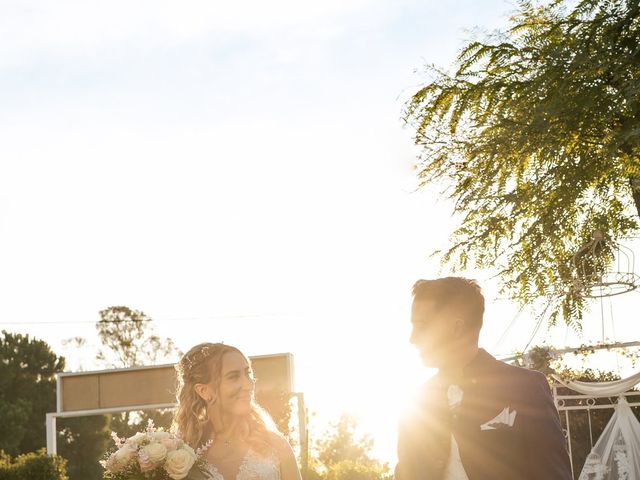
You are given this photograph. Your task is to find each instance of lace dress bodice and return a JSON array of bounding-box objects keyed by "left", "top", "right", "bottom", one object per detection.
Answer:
[{"left": 204, "top": 449, "right": 280, "bottom": 480}]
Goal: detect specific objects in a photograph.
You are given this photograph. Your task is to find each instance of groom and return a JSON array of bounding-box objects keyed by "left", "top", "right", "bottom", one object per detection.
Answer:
[{"left": 395, "top": 277, "right": 572, "bottom": 480}]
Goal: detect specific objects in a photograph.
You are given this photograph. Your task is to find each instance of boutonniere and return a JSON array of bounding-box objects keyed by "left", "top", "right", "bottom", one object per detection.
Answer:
[{"left": 447, "top": 384, "right": 464, "bottom": 409}]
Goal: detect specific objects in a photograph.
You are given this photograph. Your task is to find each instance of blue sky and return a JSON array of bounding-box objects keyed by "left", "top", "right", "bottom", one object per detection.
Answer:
[{"left": 2, "top": 0, "right": 638, "bottom": 462}]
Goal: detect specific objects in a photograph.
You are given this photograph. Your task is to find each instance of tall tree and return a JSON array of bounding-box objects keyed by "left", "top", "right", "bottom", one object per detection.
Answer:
[
  {"left": 96, "top": 306, "right": 179, "bottom": 368},
  {"left": 57, "top": 415, "right": 110, "bottom": 480},
  {"left": 316, "top": 413, "right": 376, "bottom": 468},
  {"left": 404, "top": 0, "right": 640, "bottom": 327},
  {"left": 59, "top": 307, "right": 181, "bottom": 479},
  {"left": 308, "top": 413, "right": 390, "bottom": 480},
  {"left": 0, "top": 331, "right": 65, "bottom": 455},
  {"left": 93, "top": 306, "right": 180, "bottom": 441}
]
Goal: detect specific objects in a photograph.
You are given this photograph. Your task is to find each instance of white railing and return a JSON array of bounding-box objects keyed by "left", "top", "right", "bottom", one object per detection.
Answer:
[{"left": 552, "top": 385, "right": 640, "bottom": 478}]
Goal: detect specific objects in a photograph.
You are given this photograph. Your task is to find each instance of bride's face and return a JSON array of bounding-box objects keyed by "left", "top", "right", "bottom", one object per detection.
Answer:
[{"left": 217, "top": 351, "right": 255, "bottom": 417}]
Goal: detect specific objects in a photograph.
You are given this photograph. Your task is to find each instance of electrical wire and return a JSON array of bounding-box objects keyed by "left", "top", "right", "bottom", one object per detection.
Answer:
[{"left": 0, "top": 312, "right": 296, "bottom": 326}]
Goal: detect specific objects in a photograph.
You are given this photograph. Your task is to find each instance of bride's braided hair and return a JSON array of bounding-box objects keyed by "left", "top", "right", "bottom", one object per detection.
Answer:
[{"left": 172, "top": 342, "right": 276, "bottom": 454}]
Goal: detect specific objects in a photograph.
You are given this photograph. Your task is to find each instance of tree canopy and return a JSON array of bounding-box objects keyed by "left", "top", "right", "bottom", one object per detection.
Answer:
[
  {"left": 316, "top": 413, "right": 376, "bottom": 468},
  {"left": 60, "top": 306, "right": 181, "bottom": 478},
  {"left": 309, "top": 413, "right": 390, "bottom": 480},
  {"left": 57, "top": 415, "right": 110, "bottom": 480},
  {"left": 0, "top": 331, "right": 65, "bottom": 455},
  {"left": 404, "top": 0, "right": 640, "bottom": 327},
  {"left": 96, "top": 306, "right": 179, "bottom": 368}
]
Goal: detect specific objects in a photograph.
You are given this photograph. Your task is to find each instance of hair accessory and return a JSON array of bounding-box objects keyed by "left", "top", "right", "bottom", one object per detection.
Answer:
[{"left": 184, "top": 344, "right": 218, "bottom": 372}]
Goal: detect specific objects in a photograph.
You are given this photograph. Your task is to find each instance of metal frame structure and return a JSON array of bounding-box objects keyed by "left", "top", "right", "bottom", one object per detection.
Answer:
[
  {"left": 46, "top": 354, "right": 309, "bottom": 476},
  {"left": 571, "top": 230, "right": 640, "bottom": 298},
  {"left": 552, "top": 384, "right": 640, "bottom": 478}
]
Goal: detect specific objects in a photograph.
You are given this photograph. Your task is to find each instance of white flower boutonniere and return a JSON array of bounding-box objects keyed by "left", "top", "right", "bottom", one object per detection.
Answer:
[{"left": 447, "top": 384, "right": 464, "bottom": 409}]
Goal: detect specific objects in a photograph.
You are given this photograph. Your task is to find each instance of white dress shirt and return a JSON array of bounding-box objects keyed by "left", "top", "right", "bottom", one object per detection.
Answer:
[{"left": 443, "top": 434, "right": 469, "bottom": 480}]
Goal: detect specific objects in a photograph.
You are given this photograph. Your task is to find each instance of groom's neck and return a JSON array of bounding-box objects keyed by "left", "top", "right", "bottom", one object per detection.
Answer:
[{"left": 438, "top": 345, "right": 480, "bottom": 382}]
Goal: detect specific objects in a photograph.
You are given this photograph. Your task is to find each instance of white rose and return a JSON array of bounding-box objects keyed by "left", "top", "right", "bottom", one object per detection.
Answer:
[
  {"left": 127, "top": 432, "right": 148, "bottom": 445},
  {"left": 182, "top": 444, "right": 196, "bottom": 457},
  {"left": 447, "top": 384, "right": 464, "bottom": 409},
  {"left": 142, "top": 442, "right": 168, "bottom": 464},
  {"left": 153, "top": 431, "right": 172, "bottom": 442},
  {"left": 113, "top": 443, "right": 138, "bottom": 468},
  {"left": 164, "top": 448, "right": 197, "bottom": 480}
]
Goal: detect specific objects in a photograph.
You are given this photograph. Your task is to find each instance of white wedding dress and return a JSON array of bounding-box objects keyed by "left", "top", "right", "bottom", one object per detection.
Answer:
[{"left": 204, "top": 449, "right": 280, "bottom": 480}]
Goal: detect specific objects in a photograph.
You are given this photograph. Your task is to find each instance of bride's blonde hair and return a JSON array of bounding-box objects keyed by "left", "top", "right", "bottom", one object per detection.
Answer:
[{"left": 172, "top": 342, "right": 277, "bottom": 454}]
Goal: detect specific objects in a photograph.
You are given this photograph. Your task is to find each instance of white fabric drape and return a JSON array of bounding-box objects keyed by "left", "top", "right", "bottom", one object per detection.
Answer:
[
  {"left": 578, "top": 397, "right": 640, "bottom": 480},
  {"left": 552, "top": 370, "right": 640, "bottom": 397}
]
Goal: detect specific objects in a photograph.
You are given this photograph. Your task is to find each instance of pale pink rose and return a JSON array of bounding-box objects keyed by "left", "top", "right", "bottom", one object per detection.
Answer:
[
  {"left": 161, "top": 437, "right": 180, "bottom": 451},
  {"left": 152, "top": 431, "right": 171, "bottom": 442}
]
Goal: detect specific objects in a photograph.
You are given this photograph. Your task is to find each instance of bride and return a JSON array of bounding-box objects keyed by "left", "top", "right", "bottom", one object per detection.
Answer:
[{"left": 173, "top": 342, "right": 301, "bottom": 480}]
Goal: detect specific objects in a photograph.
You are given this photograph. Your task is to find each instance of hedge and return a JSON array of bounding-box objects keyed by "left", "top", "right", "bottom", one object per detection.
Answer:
[{"left": 0, "top": 449, "right": 68, "bottom": 480}]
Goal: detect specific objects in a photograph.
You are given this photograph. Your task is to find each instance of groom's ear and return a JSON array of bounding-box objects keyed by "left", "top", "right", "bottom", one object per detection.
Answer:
[{"left": 453, "top": 317, "right": 466, "bottom": 337}]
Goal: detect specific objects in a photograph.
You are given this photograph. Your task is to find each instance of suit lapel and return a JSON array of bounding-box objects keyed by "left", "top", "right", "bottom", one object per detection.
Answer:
[
  {"left": 397, "top": 377, "right": 452, "bottom": 480},
  {"left": 454, "top": 349, "right": 522, "bottom": 479},
  {"left": 422, "top": 378, "right": 452, "bottom": 479}
]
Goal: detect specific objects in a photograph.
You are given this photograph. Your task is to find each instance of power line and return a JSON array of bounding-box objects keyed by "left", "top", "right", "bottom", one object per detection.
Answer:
[
  {"left": 0, "top": 312, "right": 296, "bottom": 326},
  {"left": 491, "top": 303, "right": 526, "bottom": 352}
]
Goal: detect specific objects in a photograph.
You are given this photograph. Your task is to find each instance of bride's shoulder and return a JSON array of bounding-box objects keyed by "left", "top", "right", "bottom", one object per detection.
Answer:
[
  {"left": 263, "top": 431, "right": 301, "bottom": 480},
  {"left": 265, "top": 431, "right": 294, "bottom": 458}
]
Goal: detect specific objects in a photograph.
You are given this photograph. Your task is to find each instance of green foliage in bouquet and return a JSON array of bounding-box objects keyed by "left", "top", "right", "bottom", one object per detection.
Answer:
[{"left": 0, "top": 448, "right": 68, "bottom": 480}]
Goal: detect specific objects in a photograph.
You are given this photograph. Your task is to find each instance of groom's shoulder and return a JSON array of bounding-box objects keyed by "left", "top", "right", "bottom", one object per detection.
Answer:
[
  {"left": 493, "top": 357, "right": 549, "bottom": 390},
  {"left": 477, "top": 350, "right": 548, "bottom": 386}
]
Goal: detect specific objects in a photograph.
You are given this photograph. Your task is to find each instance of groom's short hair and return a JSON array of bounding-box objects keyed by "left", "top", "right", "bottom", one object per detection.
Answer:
[{"left": 412, "top": 277, "right": 485, "bottom": 332}]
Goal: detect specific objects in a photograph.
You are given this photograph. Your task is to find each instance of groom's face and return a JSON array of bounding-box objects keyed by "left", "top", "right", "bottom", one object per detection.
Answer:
[{"left": 410, "top": 299, "right": 459, "bottom": 367}]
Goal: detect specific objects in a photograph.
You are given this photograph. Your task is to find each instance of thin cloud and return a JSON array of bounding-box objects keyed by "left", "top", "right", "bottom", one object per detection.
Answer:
[{"left": 0, "top": 0, "right": 380, "bottom": 68}]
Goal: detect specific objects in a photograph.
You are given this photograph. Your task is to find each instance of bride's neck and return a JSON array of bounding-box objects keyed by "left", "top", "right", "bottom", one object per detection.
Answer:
[{"left": 214, "top": 415, "right": 245, "bottom": 440}]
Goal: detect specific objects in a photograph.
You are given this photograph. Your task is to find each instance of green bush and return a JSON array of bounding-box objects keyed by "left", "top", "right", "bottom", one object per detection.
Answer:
[
  {"left": 324, "top": 460, "right": 390, "bottom": 480},
  {"left": 0, "top": 449, "right": 68, "bottom": 480}
]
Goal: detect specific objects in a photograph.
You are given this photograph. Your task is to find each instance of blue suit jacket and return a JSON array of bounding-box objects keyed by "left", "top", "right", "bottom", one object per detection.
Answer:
[{"left": 395, "top": 349, "right": 572, "bottom": 480}]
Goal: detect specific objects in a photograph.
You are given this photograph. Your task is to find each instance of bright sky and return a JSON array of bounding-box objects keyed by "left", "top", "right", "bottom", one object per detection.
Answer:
[{"left": 1, "top": 0, "right": 639, "bottom": 464}]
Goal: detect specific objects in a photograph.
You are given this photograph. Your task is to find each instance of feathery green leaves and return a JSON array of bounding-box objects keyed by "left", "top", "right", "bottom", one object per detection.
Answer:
[{"left": 404, "top": 0, "right": 640, "bottom": 327}]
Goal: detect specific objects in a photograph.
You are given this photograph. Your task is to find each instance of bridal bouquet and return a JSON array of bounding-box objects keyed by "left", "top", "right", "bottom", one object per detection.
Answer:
[{"left": 101, "top": 421, "right": 211, "bottom": 480}]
